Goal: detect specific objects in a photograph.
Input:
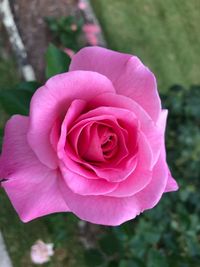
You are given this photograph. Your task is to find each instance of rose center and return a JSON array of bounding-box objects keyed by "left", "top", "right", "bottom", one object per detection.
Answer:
[
  {"left": 100, "top": 131, "right": 118, "bottom": 159},
  {"left": 77, "top": 123, "right": 118, "bottom": 163}
]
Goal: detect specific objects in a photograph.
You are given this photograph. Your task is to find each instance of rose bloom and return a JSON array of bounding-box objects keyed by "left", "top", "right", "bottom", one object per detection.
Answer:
[
  {"left": 30, "top": 240, "right": 54, "bottom": 264},
  {"left": 0, "top": 47, "right": 178, "bottom": 226},
  {"left": 78, "top": 0, "right": 87, "bottom": 10}
]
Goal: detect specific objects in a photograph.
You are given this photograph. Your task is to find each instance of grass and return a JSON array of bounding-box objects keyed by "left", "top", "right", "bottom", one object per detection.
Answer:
[{"left": 91, "top": 0, "right": 200, "bottom": 91}]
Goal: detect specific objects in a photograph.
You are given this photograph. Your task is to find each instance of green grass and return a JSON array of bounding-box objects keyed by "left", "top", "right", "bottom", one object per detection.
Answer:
[{"left": 91, "top": 0, "right": 200, "bottom": 91}]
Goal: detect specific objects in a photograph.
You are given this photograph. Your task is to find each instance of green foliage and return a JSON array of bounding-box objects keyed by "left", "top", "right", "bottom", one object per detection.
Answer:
[
  {"left": 84, "top": 249, "right": 104, "bottom": 267},
  {"left": 119, "top": 259, "right": 144, "bottom": 267},
  {"left": 0, "top": 89, "right": 31, "bottom": 115},
  {"left": 99, "top": 231, "right": 122, "bottom": 256},
  {"left": 147, "top": 249, "right": 169, "bottom": 267},
  {"left": 45, "top": 16, "right": 84, "bottom": 51},
  {"left": 16, "top": 81, "right": 41, "bottom": 93},
  {"left": 0, "top": 81, "right": 40, "bottom": 116},
  {"left": 163, "top": 85, "right": 200, "bottom": 182},
  {"left": 45, "top": 43, "right": 71, "bottom": 79}
]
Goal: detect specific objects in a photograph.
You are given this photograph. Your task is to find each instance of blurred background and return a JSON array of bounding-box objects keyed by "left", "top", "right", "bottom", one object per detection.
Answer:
[{"left": 0, "top": 0, "right": 200, "bottom": 266}]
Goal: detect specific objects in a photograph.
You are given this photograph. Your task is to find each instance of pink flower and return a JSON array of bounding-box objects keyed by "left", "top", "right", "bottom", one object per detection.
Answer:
[
  {"left": 78, "top": 1, "right": 87, "bottom": 10},
  {"left": 83, "top": 24, "right": 101, "bottom": 46},
  {"left": 30, "top": 240, "right": 54, "bottom": 264},
  {"left": 0, "top": 47, "right": 178, "bottom": 226}
]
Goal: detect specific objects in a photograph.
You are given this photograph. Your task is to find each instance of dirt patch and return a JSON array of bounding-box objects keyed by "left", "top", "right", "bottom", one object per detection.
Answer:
[{"left": 11, "top": 0, "right": 77, "bottom": 81}]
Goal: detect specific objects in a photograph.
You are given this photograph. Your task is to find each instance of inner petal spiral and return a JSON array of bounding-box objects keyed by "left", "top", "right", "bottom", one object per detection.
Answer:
[{"left": 78, "top": 122, "right": 118, "bottom": 162}]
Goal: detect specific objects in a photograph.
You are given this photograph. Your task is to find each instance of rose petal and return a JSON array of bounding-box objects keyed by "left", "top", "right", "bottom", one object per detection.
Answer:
[
  {"left": 115, "top": 56, "right": 161, "bottom": 122},
  {"left": 28, "top": 71, "right": 115, "bottom": 169},
  {"left": 72, "top": 122, "right": 106, "bottom": 162},
  {"left": 60, "top": 116, "right": 133, "bottom": 182},
  {"left": 57, "top": 99, "right": 87, "bottom": 157},
  {"left": 134, "top": 153, "right": 169, "bottom": 212},
  {"left": 57, "top": 100, "right": 100, "bottom": 179},
  {"left": 88, "top": 92, "right": 163, "bottom": 167},
  {"left": 70, "top": 46, "right": 131, "bottom": 82},
  {"left": 0, "top": 115, "right": 69, "bottom": 222},
  {"left": 59, "top": 176, "right": 140, "bottom": 226},
  {"left": 67, "top": 116, "right": 129, "bottom": 167},
  {"left": 165, "top": 169, "right": 179, "bottom": 192},
  {"left": 105, "top": 132, "right": 153, "bottom": 197},
  {"left": 59, "top": 153, "right": 168, "bottom": 226},
  {"left": 60, "top": 162, "right": 118, "bottom": 196},
  {"left": 59, "top": 106, "right": 139, "bottom": 182},
  {"left": 156, "top": 110, "right": 179, "bottom": 193},
  {"left": 70, "top": 46, "right": 161, "bottom": 121}
]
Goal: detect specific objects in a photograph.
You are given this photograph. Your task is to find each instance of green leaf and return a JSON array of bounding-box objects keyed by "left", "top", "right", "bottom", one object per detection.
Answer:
[
  {"left": 147, "top": 249, "right": 169, "bottom": 267},
  {"left": 45, "top": 43, "right": 71, "bottom": 79},
  {"left": 119, "top": 259, "right": 144, "bottom": 267},
  {"left": 16, "top": 81, "right": 41, "bottom": 93},
  {"left": 107, "top": 260, "right": 119, "bottom": 267},
  {"left": 84, "top": 249, "right": 104, "bottom": 267},
  {"left": 99, "top": 233, "right": 122, "bottom": 256},
  {"left": 0, "top": 89, "right": 32, "bottom": 115}
]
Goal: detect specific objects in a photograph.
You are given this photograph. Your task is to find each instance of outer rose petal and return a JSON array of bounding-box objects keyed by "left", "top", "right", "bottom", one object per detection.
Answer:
[
  {"left": 0, "top": 115, "right": 69, "bottom": 222},
  {"left": 70, "top": 46, "right": 161, "bottom": 121},
  {"left": 134, "top": 153, "right": 169, "bottom": 212},
  {"left": 165, "top": 169, "right": 179, "bottom": 192},
  {"left": 59, "top": 154, "right": 168, "bottom": 226},
  {"left": 114, "top": 57, "right": 161, "bottom": 122},
  {"left": 156, "top": 110, "right": 179, "bottom": 192},
  {"left": 28, "top": 71, "right": 115, "bottom": 169}
]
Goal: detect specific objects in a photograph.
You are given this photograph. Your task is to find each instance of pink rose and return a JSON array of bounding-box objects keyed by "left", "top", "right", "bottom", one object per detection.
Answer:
[
  {"left": 78, "top": 1, "right": 87, "bottom": 10},
  {"left": 30, "top": 240, "right": 54, "bottom": 264},
  {"left": 0, "top": 47, "right": 178, "bottom": 226}
]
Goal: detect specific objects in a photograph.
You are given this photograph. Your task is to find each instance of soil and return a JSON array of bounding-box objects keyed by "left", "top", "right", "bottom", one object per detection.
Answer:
[{"left": 11, "top": 0, "right": 77, "bottom": 81}]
